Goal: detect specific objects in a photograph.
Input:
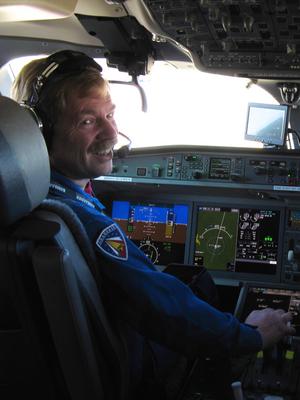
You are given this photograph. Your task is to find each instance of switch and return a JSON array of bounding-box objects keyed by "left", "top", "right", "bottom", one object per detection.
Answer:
[
  {"left": 193, "top": 171, "right": 202, "bottom": 180},
  {"left": 255, "top": 166, "right": 267, "bottom": 175},
  {"left": 136, "top": 167, "right": 147, "bottom": 177},
  {"left": 231, "top": 173, "right": 244, "bottom": 182},
  {"left": 288, "top": 250, "right": 294, "bottom": 262},
  {"left": 152, "top": 165, "right": 161, "bottom": 177}
]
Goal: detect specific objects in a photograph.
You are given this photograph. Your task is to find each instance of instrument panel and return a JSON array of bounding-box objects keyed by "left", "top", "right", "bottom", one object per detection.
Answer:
[
  {"left": 96, "top": 146, "right": 300, "bottom": 286},
  {"left": 106, "top": 146, "right": 300, "bottom": 189}
]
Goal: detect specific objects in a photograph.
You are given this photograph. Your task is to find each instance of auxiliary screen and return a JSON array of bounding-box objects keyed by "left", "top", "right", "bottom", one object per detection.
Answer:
[
  {"left": 112, "top": 200, "right": 189, "bottom": 265},
  {"left": 235, "top": 286, "right": 300, "bottom": 337},
  {"left": 244, "top": 102, "right": 288, "bottom": 146},
  {"left": 193, "top": 206, "right": 280, "bottom": 275}
]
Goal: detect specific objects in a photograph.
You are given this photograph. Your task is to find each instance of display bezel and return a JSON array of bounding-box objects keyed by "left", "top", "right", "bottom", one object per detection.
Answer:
[
  {"left": 244, "top": 102, "right": 289, "bottom": 146},
  {"left": 189, "top": 201, "right": 285, "bottom": 284},
  {"left": 235, "top": 282, "right": 300, "bottom": 338},
  {"left": 111, "top": 197, "right": 193, "bottom": 268}
]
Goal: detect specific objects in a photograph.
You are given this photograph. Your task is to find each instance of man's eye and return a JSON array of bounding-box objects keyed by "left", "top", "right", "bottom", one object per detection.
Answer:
[{"left": 80, "top": 118, "right": 95, "bottom": 126}]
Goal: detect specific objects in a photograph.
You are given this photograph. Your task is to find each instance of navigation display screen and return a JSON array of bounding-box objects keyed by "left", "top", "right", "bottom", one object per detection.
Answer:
[
  {"left": 193, "top": 206, "right": 280, "bottom": 275},
  {"left": 236, "top": 286, "right": 300, "bottom": 337},
  {"left": 112, "top": 200, "right": 189, "bottom": 265}
]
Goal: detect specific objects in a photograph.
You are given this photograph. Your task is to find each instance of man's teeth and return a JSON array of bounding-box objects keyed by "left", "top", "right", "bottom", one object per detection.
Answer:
[{"left": 94, "top": 149, "right": 111, "bottom": 155}]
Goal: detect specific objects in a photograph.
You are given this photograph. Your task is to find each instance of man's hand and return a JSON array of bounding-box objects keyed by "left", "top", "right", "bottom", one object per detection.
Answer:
[{"left": 245, "top": 308, "right": 296, "bottom": 349}]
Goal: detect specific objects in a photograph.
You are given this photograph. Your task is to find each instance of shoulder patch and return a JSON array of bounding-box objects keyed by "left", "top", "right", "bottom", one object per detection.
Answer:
[{"left": 96, "top": 223, "right": 128, "bottom": 261}]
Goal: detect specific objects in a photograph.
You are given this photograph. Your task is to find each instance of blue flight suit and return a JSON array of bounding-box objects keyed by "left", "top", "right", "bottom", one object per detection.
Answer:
[{"left": 48, "top": 170, "right": 262, "bottom": 397}]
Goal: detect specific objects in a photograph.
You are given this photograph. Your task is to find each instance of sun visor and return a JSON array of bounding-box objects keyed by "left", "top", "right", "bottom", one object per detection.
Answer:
[{"left": 0, "top": 0, "right": 77, "bottom": 22}]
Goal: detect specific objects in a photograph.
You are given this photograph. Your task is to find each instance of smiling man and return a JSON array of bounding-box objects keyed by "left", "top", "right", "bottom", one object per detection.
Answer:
[
  {"left": 12, "top": 50, "right": 295, "bottom": 400},
  {"left": 50, "top": 86, "right": 118, "bottom": 182}
]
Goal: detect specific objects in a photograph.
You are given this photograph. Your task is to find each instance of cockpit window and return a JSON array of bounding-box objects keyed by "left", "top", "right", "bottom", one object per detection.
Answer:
[
  {"left": 4, "top": 56, "right": 277, "bottom": 149},
  {"left": 100, "top": 59, "right": 278, "bottom": 149}
]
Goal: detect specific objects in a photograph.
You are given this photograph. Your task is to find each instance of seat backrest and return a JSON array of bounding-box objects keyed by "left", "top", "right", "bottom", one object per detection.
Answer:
[{"left": 0, "top": 96, "right": 128, "bottom": 400}]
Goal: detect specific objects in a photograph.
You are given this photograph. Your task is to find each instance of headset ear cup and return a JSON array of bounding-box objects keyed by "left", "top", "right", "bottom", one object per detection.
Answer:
[
  {"left": 20, "top": 103, "right": 43, "bottom": 130},
  {"left": 35, "top": 106, "right": 53, "bottom": 149},
  {"left": 19, "top": 103, "right": 54, "bottom": 149}
]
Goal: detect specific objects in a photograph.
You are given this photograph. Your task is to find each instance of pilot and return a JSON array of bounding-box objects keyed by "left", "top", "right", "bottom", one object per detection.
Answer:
[{"left": 12, "top": 50, "right": 295, "bottom": 399}]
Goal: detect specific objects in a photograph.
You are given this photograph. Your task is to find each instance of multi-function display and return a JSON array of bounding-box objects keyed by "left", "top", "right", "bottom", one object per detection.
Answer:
[
  {"left": 236, "top": 286, "right": 300, "bottom": 337},
  {"left": 193, "top": 206, "right": 280, "bottom": 275},
  {"left": 112, "top": 200, "right": 189, "bottom": 265}
]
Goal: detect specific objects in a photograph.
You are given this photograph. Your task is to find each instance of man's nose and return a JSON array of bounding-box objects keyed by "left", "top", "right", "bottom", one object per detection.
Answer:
[{"left": 99, "top": 119, "right": 118, "bottom": 142}]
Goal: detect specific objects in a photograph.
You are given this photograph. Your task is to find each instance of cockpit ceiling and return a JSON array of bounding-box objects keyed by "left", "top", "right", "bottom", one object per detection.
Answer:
[
  {"left": 2, "top": 0, "right": 300, "bottom": 80},
  {"left": 129, "top": 0, "right": 300, "bottom": 79}
]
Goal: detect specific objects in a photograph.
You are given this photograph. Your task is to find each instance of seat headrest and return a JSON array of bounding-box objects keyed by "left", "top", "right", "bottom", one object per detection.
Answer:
[{"left": 0, "top": 96, "right": 50, "bottom": 227}]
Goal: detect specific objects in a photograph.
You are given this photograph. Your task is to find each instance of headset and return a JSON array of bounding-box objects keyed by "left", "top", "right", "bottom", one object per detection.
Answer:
[
  {"left": 21, "top": 49, "right": 132, "bottom": 157},
  {"left": 22, "top": 50, "right": 102, "bottom": 135}
]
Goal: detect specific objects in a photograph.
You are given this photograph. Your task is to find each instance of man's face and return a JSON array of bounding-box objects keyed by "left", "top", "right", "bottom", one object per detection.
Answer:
[{"left": 50, "top": 86, "right": 118, "bottom": 181}]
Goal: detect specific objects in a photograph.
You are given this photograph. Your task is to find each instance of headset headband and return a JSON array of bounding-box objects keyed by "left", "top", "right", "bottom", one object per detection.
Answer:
[{"left": 27, "top": 50, "right": 103, "bottom": 107}]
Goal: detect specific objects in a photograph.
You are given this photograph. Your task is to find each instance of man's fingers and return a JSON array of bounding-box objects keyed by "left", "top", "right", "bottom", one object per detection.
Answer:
[
  {"left": 285, "top": 320, "right": 296, "bottom": 335},
  {"left": 279, "top": 312, "right": 296, "bottom": 334},
  {"left": 281, "top": 311, "right": 293, "bottom": 323}
]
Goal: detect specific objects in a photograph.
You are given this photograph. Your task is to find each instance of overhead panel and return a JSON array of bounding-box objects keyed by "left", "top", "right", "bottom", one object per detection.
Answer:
[{"left": 138, "top": 0, "right": 300, "bottom": 79}]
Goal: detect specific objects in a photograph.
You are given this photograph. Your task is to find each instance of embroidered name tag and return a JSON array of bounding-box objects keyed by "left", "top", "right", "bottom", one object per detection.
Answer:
[{"left": 96, "top": 223, "right": 128, "bottom": 261}]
